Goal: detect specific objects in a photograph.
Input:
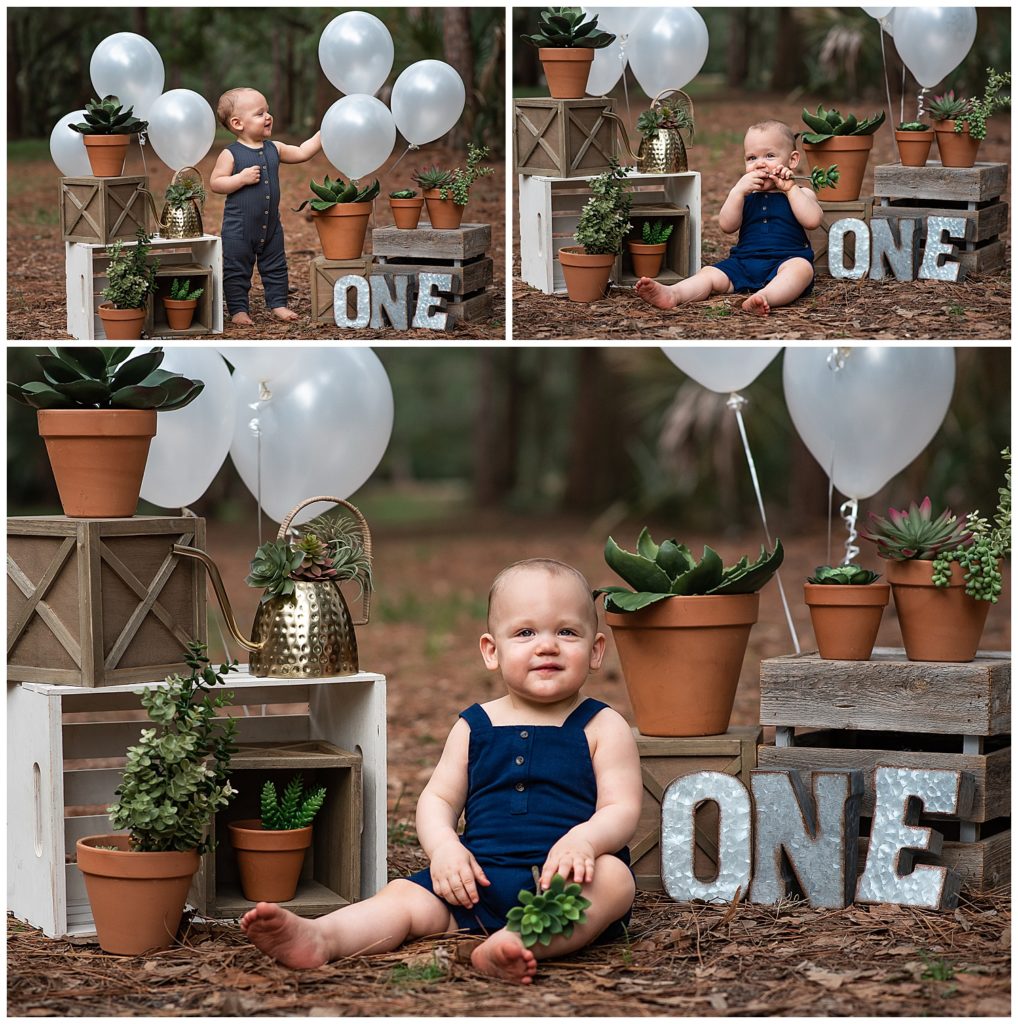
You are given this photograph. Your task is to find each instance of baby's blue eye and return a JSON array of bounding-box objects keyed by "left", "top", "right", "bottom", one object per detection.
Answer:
[
  {"left": 517, "top": 628, "right": 535, "bottom": 637},
  {"left": 559, "top": 628, "right": 577, "bottom": 636}
]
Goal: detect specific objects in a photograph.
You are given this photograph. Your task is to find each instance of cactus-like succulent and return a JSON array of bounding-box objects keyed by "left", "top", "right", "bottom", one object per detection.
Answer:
[
  {"left": 640, "top": 220, "right": 673, "bottom": 245},
  {"left": 293, "top": 175, "right": 380, "bottom": 213},
  {"left": 636, "top": 104, "right": 694, "bottom": 141},
  {"left": 169, "top": 277, "right": 204, "bottom": 301},
  {"left": 411, "top": 144, "right": 492, "bottom": 206},
  {"left": 896, "top": 121, "right": 931, "bottom": 132},
  {"left": 860, "top": 497, "right": 972, "bottom": 561},
  {"left": 521, "top": 7, "right": 616, "bottom": 49},
  {"left": 292, "top": 534, "right": 340, "bottom": 582},
  {"left": 411, "top": 166, "right": 456, "bottom": 191},
  {"left": 69, "top": 95, "right": 148, "bottom": 136},
  {"left": 807, "top": 565, "right": 882, "bottom": 585},
  {"left": 801, "top": 105, "right": 886, "bottom": 144},
  {"left": 246, "top": 540, "right": 305, "bottom": 603},
  {"left": 260, "top": 776, "right": 327, "bottom": 830},
  {"left": 389, "top": 188, "right": 418, "bottom": 199},
  {"left": 506, "top": 873, "right": 591, "bottom": 948},
  {"left": 928, "top": 90, "right": 969, "bottom": 122}
]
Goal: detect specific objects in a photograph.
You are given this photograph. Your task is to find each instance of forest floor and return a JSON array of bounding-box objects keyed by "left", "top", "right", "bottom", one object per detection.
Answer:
[
  {"left": 512, "top": 91, "right": 1011, "bottom": 341},
  {"left": 7, "top": 514, "right": 1011, "bottom": 1016}
]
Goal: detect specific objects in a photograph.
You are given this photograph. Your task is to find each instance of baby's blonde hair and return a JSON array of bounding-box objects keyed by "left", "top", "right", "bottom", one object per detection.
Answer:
[
  {"left": 216, "top": 87, "right": 259, "bottom": 132},
  {"left": 487, "top": 558, "right": 597, "bottom": 632},
  {"left": 746, "top": 120, "right": 798, "bottom": 152}
]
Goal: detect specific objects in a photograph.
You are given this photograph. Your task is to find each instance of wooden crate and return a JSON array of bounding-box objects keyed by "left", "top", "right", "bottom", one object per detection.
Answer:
[
  {"left": 60, "top": 175, "right": 150, "bottom": 245},
  {"left": 620, "top": 207, "right": 691, "bottom": 285},
  {"left": 309, "top": 256, "right": 374, "bottom": 324},
  {"left": 513, "top": 97, "right": 618, "bottom": 178},
  {"left": 7, "top": 670, "right": 387, "bottom": 939},
  {"left": 808, "top": 197, "right": 873, "bottom": 275},
  {"left": 631, "top": 726, "right": 761, "bottom": 891},
  {"left": 7, "top": 516, "right": 207, "bottom": 688},
  {"left": 151, "top": 263, "right": 214, "bottom": 337},
  {"left": 519, "top": 171, "right": 702, "bottom": 295}
]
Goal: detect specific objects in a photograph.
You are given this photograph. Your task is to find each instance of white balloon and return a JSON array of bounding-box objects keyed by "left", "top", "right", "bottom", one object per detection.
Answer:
[
  {"left": 582, "top": 7, "right": 632, "bottom": 38},
  {"left": 217, "top": 347, "right": 304, "bottom": 393},
  {"left": 50, "top": 110, "right": 91, "bottom": 177},
  {"left": 139, "top": 348, "right": 235, "bottom": 509},
  {"left": 862, "top": 6, "right": 893, "bottom": 19},
  {"left": 783, "top": 347, "right": 956, "bottom": 500},
  {"left": 229, "top": 348, "right": 394, "bottom": 525},
  {"left": 90, "top": 32, "right": 165, "bottom": 119},
  {"left": 586, "top": 38, "right": 627, "bottom": 96},
  {"left": 893, "top": 6, "right": 977, "bottom": 88},
  {"left": 628, "top": 7, "right": 709, "bottom": 98},
  {"left": 319, "top": 11, "right": 394, "bottom": 96},
  {"left": 662, "top": 347, "right": 782, "bottom": 394},
  {"left": 146, "top": 89, "right": 216, "bottom": 170},
  {"left": 321, "top": 94, "right": 396, "bottom": 181},
  {"left": 390, "top": 60, "right": 465, "bottom": 146}
]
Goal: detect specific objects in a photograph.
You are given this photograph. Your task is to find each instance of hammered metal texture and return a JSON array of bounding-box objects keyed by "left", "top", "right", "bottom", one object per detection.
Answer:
[
  {"left": 636, "top": 131, "right": 688, "bottom": 174},
  {"left": 159, "top": 201, "right": 204, "bottom": 239},
  {"left": 919, "top": 216, "right": 967, "bottom": 281},
  {"left": 369, "top": 275, "right": 410, "bottom": 330},
  {"left": 334, "top": 275, "right": 371, "bottom": 328},
  {"left": 661, "top": 771, "right": 752, "bottom": 903},
  {"left": 249, "top": 580, "right": 358, "bottom": 678},
  {"left": 870, "top": 218, "right": 920, "bottom": 280},
  {"left": 828, "top": 217, "right": 869, "bottom": 279},
  {"left": 412, "top": 273, "right": 452, "bottom": 330}
]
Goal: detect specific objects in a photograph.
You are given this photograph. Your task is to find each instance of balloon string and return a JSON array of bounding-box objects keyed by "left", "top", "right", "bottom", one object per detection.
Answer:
[
  {"left": 917, "top": 86, "right": 927, "bottom": 123},
  {"left": 138, "top": 131, "right": 149, "bottom": 178},
  {"left": 727, "top": 392, "right": 800, "bottom": 655},
  {"left": 880, "top": 27, "right": 898, "bottom": 161},
  {"left": 826, "top": 472, "right": 834, "bottom": 566},
  {"left": 388, "top": 143, "right": 419, "bottom": 174},
  {"left": 840, "top": 498, "right": 860, "bottom": 564},
  {"left": 249, "top": 380, "right": 273, "bottom": 545},
  {"left": 901, "top": 63, "right": 906, "bottom": 126}
]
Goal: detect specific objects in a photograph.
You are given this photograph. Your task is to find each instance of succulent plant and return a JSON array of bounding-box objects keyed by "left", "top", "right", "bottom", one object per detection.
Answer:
[
  {"left": 292, "top": 533, "right": 340, "bottom": 582},
  {"left": 636, "top": 104, "right": 694, "bottom": 140},
  {"left": 807, "top": 565, "right": 882, "bottom": 585},
  {"left": 293, "top": 175, "right": 380, "bottom": 213},
  {"left": 260, "top": 776, "right": 327, "bottom": 830},
  {"left": 389, "top": 188, "right": 418, "bottom": 199},
  {"left": 506, "top": 873, "right": 591, "bottom": 948},
  {"left": 301, "top": 510, "right": 372, "bottom": 589},
  {"left": 521, "top": 7, "right": 616, "bottom": 49},
  {"left": 928, "top": 90, "right": 969, "bottom": 122},
  {"left": 801, "top": 105, "right": 886, "bottom": 144},
  {"left": 896, "top": 121, "right": 931, "bottom": 132},
  {"left": 164, "top": 178, "right": 206, "bottom": 208},
  {"left": 810, "top": 165, "right": 841, "bottom": 191},
  {"left": 640, "top": 220, "right": 673, "bottom": 245},
  {"left": 949, "top": 68, "right": 1011, "bottom": 141},
  {"left": 411, "top": 166, "right": 456, "bottom": 191},
  {"left": 69, "top": 95, "right": 148, "bottom": 136},
  {"left": 169, "top": 277, "right": 204, "bottom": 301},
  {"left": 860, "top": 497, "right": 972, "bottom": 561},
  {"left": 246, "top": 539, "right": 305, "bottom": 603},
  {"left": 412, "top": 144, "right": 492, "bottom": 206}
]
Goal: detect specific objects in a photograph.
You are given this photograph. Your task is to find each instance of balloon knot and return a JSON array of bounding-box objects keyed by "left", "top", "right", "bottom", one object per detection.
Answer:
[
  {"left": 725, "top": 391, "right": 747, "bottom": 412},
  {"left": 826, "top": 347, "right": 852, "bottom": 372}
]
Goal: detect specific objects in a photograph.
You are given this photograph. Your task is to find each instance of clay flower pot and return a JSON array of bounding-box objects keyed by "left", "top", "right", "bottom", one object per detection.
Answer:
[
  {"left": 628, "top": 241, "right": 667, "bottom": 279},
  {"left": 934, "top": 120, "right": 981, "bottom": 168},
  {"left": 803, "top": 135, "right": 875, "bottom": 201},
  {"left": 894, "top": 129, "right": 935, "bottom": 168},
  {"left": 98, "top": 303, "right": 146, "bottom": 341},
  {"left": 885, "top": 559, "right": 991, "bottom": 662},
  {"left": 76, "top": 835, "right": 200, "bottom": 955},
  {"left": 312, "top": 203, "right": 373, "bottom": 259},
  {"left": 804, "top": 582, "right": 890, "bottom": 661},
  {"left": 389, "top": 197, "right": 425, "bottom": 230},
  {"left": 162, "top": 297, "right": 197, "bottom": 331},
  {"left": 37, "top": 408, "right": 156, "bottom": 518},
  {"left": 539, "top": 47, "right": 594, "bottom": 99},
  {"left": 83, "top": 135, "right": 131, "bottom": 177},
  {"left": 423, "top": 190, "right": 465, "bottom": 230},
  {"left": 558, "top": 246, "right": 616, "bottom": 302},
  {"left": 229, "top": 820, "right": 313, "bottom": 903},
  {"left": 606, "top": 593, "right": 759, "bottom": 736}
]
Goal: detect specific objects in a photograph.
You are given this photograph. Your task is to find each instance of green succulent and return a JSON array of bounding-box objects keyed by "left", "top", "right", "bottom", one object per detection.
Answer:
[
  {"left": 800, "top": 105, "right": 886, "bottom": 144},
  {"left": 575, "top": 159, "right": 633, "bottom": 256},
  {"left": 896, "top": 121, "right": 931, "bottom": 132},
  {"left": 521, "top": 7, "right": 616, "bottom": 49},
  {"left": 294, "top": 175, "right": 380, "bottom": 213},
  {"left": 506, "top": 873, "right": 591, "bottom": 948},
  {"left": 810, "top": 165, "right": 841, "bottom": 191},
  {"left": 411, "top": 166, "right": 456, "bottom": 191},
  {"left": 636, "top": 104, "right": 694, "bottom": 141},
  {"left": 246, "top": 539, "right": 305, "bottom": 603},
  {"left": 69, "top": 95, "right": 148, "bottom": 136},
  {"left": 389, "top": 189, "right": 418, "bottom": 199},
  {"left": 292, "top": 533, "right": 340, "bottom": 582},
  {"left": 301, "top": 510, "right": 372, "bottom": 591},
  {"left": 412, "top": 144, "right": 493, "bottom": 206},
  {"left": 807, "top": 565, "right": 882, "bottom": 585},
  {"left": 860, "top": 497, "right": 972, "bottom": 561},
  {"left": 928, "top": 90, "right": 968, "bottom": 123},
  {"left": 640, "top": 220, "right": 673, "bottom": 245},
  {"left": 169, "top": 277, "right": 204, "bottom": 301},
  {"left": 957, "top": 68, "right": 1011, "bottom": 141},
  {"left": 164, "top": 178, "right": 206, "bottom": 208},
  {"left": 260, "top": 776, "right": 327, "bottom": 830}
]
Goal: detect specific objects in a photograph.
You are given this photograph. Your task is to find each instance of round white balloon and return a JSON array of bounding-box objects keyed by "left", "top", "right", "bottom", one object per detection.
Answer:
[
  {"left": 892, "top": 7, "right": 977, "bottom": 88},
  {"left": 586, "top": 38, "right": 627, "bottom": 95},
  {"left": 582, "top": 7, "right": 631, "bottom": 38},
  {"left": 390, "top": 61, "right": 466, "bottom": 146},
  {"left": 783, "top": 347, "right": 956, "bottom": 500},
  {"left": 662, "top": 347, "right": 782, "bottom": 394},
  {"left": 217, "top": 347, "right": 304, "bottom": 394},
  {"left": 862, "top": 6, "right": 893, "bottom": 19},
  {"left": 50, "top": 110, "right": 91, "bottom": 177},
  {"left": 147, "top": 89, "right": 216, "bottom": 170},
  {"left": 628, "top": 7, "right": 709, "bottom": 97},
  {"left": 321, "top": 94, "right": 396, "bottom": 181},
  {"left": 90, "top": 32, "right": 165, "bottom": 119},
  {"left": 319, "top": 10, "right": 394, "bottom": 96}
]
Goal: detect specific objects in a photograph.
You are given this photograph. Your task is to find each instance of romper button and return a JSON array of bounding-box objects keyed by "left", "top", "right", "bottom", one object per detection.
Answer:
[
  {"left": 515, "top": 755, "right": 525, "bottom": 766},
  {"left": 520, "top": 730, "right": 528, "bottom": 738},
  {"left": 515, "top": 782, "right": 525, "bottom": 792}
]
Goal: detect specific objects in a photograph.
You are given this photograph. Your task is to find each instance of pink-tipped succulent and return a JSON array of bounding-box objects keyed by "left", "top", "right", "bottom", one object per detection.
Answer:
[
  {"left": 292, "top": 534, "right": 340, "bottom": 582},
  {"left": 860, "top": 497, "right": 972, "bottom": 561}
]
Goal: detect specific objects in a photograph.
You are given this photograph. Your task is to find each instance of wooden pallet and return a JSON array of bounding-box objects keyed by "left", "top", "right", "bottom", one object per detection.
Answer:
[
  {"left": 808, "top": 197, "right": 873, "bottom": 275},
  {"left": 513, "top": 97, "right": 618, "bottom": 178},
  {"left": 308, "top": 256, "right": 374, "bottom": 324}
]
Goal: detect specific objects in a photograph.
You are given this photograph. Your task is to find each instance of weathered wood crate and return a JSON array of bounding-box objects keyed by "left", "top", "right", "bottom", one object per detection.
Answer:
[
  {"left": 152, "top": 263, "right": 214, "bottom": 336},
  {"left": 808, "top": 197, "right": 873, "bottom": 275},
  {"left": 872, "top": 162, "right": 1009, "bottom": 278},
  {"left": 309, "top": 256, "right": 374, "bottom": 324},
  {"left": 7, "top": 670, "right": 387, "bottom": 938},
  {"left": 514, "top": 97, "right": 618, "bottom": 178},
  {"left": 60, "top": 175, "right": 150, "bottom": 245},
  {"left": 631, "top": 726, "right": 761, "bottom": 891},
  {"left": 621, "top": 207, "right": 691, "bottom": 286},
  {"left": 7, "top": 516, "right": 207, "bottom": 688}
]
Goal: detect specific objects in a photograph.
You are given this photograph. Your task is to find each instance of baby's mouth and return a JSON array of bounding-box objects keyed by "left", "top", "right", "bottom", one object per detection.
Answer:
[{"left": 534, "top": 662, "right": 563, "bottom": 673}]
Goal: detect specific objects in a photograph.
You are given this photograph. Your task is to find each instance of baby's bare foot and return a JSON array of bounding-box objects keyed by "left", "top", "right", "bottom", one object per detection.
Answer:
[
  {"left": 271, "top": 306, "right": 300, "bottom": 322},
  {"left": 231, "top": 311, "right": 254, "bottom": 326},
  {"left": 240, "top": 902, "right": 329, "bottom": 969},
  {"left": 471, "top": 931, "right": 538, "bottom": 984},
  {"left": 742, "top": 291, "right": 770, "bottom": 316},
  {"left": 633, "top": 277, "right": 678, "bottom": 310}
]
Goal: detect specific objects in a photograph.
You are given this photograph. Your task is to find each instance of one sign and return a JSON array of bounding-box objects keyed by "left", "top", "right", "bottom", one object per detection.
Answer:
[
  {"left": 333, "top": 272, "right": 453, "bottom": 331},
  {"left": 828, "top": 216, "right": 968, "bottom": 282}
]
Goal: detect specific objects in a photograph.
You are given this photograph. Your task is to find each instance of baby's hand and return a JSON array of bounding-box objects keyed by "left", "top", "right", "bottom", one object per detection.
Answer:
[
  {"left": 429, "top": 838, "right": 490, "bottom": 909},
  {"left": 768, "top": 165, "right": 796, "bottom": 192},
  {"left": 238, "top": 165, "right": 262, "bottom": 186},
  {"left": 736, "top": 170, "right": 768, "bottom": 196},
  {"left": 541, "top": 832, "right": 596, "bottom": 889}
]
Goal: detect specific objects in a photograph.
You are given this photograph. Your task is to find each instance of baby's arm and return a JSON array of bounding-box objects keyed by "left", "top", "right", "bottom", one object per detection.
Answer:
[
  {"left": 718, "top": 170, "right": 767, "bottom": 234},
  {"left": 209, "top": 148, "right": 261, "bottom": 194},
  {"left": 785, "top": 182, "right": 823, "bottom": 230},
  {"left": 539, "top": 708, "right": 642, "bottom": 889},
  {"left": 274, "top": 131, "right": 323, "bottom": 164}
]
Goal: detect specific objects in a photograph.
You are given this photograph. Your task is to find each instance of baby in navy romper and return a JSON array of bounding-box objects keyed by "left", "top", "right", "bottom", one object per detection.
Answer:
[
  {"left": 636, "top": 119, "right": 822, "bottom": 316},
  {"left": 210, "top": 88, "right": 321, "bottom": 325},
  {"left": 240, "top": 558, "right": 643, "bottom": 985}
]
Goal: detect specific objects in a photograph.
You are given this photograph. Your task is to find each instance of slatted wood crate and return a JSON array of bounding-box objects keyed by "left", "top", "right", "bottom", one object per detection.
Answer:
[
  {"left": 631, "top": 726, "right": 761, "bottom": 891},
  {"left": 7, "top": 515, "right": 207, "bottom": 688},
  {"left": 60, "top": 175, "right": 150, "bottom": 245},
  {"left": 513, "top": 97, "right": 619, "bottom": 178},
  {"left": 7, "top": 671, "right": 387, "bottom": 938},
  {"left": 621, "top": 207, "right": 691, "bottom": 285},
  {"left": 309, "top": 256, "right": 374, "bottom": 324},
  {"left": 808, "top": 197, "right": 873, "bottom": 275},
  {"left": 152, "top": 264, "right": 214, "bottom": 337}
]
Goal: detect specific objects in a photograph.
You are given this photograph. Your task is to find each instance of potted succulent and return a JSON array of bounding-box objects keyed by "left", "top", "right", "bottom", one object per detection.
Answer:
[
  {"left": 162, "top": 277, "right": 205, "bottom": 331},
  {"left": 636, "top": 101, "right": 695, "bottom": 174},
  {"left": 595, "top": 529, "right": 783, "bottom": 736},
  {"left": 388, "top": 188, "right": 424, "bottom": 230},
  {"left": 411, "top": 143, "right": 493, "bottom": 230},
  {"left": 804, "top": 564, "right": 889, "bottom": 661},
  {"left": 894, "top": 121, "right": 935, "bottom": 168},
  {"left": 7, "top": 346, "right": 204, "bottom": 517},
  {"left": 75, "top": 643, "right": 238, "bottom": 955},
  {"left": 68, "top": 95, "right": 148, "bottom": 177},
  {"left": 930, "top": 70, "right": 1011, "bottom": 168},
  {"left": 96, "top": 231, "right": 159, "bottom": 340},
  {"left": 559, "top": 160, "right": 632, "bottom": 302},
  {"left": 800, "top": 105, "right": 886, "bottom": 201},
  {"left": 628, "top": 220, "right": 673, "bottom": 279},
  {"left": 294, "top": 175, "right": 380, "bottom": 259},
  {"left": 228, "top": 777, "right": 327, "bottom": 903},
  {"left": 160, "top": 176, "right": 206, "bottom": 239},
  {"left": 520, "top": 7, "right": 616, "bottom": 100}
]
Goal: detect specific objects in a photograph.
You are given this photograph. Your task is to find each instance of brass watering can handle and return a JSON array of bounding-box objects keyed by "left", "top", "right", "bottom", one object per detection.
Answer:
[
  {"left": 279, "top": 496, "right": 373, "bottom": 626},
  {"left": 599, "top": 110, "right": 639, "bottom": 163},
  {"left": 173, "top": 166, "right": 206, "bottom": 206},
  {"left": 651, "top": 89, "right": 695, "bottom": 142}
]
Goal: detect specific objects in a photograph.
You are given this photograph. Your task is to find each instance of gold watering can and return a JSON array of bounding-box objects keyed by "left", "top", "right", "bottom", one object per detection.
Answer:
[
  {"left": 159, "top": 165, "right": 206, "bottom": 239},
  {"left": 174, "top": 497, "right": 372, "bottom": 678},
  {"left": 602, "top": 89, "right": 694, "bottom": 174}
]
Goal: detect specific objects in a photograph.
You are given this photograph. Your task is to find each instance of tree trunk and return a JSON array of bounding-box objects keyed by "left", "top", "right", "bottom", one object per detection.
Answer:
[
  {"left": 473, "top": 350, "right": 521, "bottom": 507},
  {"left": 726, "top": 11, "right": 751, "bottom": 88},
  {"left": 442, "top": 9, "right": 475, "bottom": 147},
  {"left": 770, "top": 10, "right": 804, "bottom": 92},
  {"left": 7, "top": 14, "right": 23, "bottom": 140}
]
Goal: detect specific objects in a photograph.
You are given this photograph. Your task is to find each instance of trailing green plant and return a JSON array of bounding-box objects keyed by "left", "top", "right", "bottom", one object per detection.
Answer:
[
  {"left": 107, "top": 642, "right": 239, "bottom": 854},
  {"left": 896, "top": 121, "right": 931, "bottom": 132},
  {"left": 389, "top": 188, "right": 418, "bottom": 199},
  {"left": 7, "top": 345, "right": 204, "bottom": 411},
  {"left": 860, "top": 497, "right": 972, "bottom": 561},
  {"left": 574, "top": 159, "right": 632, "bottom": 256},
  {"left": 100, "top": 230, "right": 159, "bottom": 310},
  {"left": 413, "top": 144, "right": 493, "bottom": 206},
  {"left": 639, "top": 220, "right": 673, "bottom": 245},
  {"left": 506, "top": 872, "right": 591, "bottom": 948},
  {"left": 595, "top": 527, "right": 784, "bottom": 612},
  {"left": 520, "top": 7, "right": 615, "bottom": 49},
  {"left": 260, "top": 776, "right": 327, "bottom": 830},
  {"left": 164, "top": 177, "right": 206, "bottom": 208},
  {"left": 293, "top": 175, "right": 380, "bottom": 213},
  {"left": 168, "top": 277, "right": 204, "bottom": 301},
  {"left": 959, "top": 68, "right": 1011, "bottom": 141},
  {"left": 807, "top": 565, "right": 881, "bottom": 585},
  {"left": 809, "top": 165, "right": 841, "bottom": 191},
  {"left": 928, "top": 90, "right": 968, "bottom": 122},
  {"left": 69, "top": 95, "right": 148, "bottom": 136},
  {"left": 800, "top": 105, "right": 886, "bottom": 144},
  {"left": 636, "top": 103, "right": 694, "bottom": 141}
]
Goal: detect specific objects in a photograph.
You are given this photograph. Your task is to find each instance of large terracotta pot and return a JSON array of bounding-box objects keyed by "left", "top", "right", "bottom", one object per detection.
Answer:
[
  {"left": 802, "top": 135, "right": 875, "bottom": 201},
  {"left": 804, "top": 582, "right": 890, "bottom": 661},
  {"left": 389, "top": 197, "right": 424, "bottom": 230},
  {"left": 228, "top": 820, "right": 313, "bottom": 902},
  {"left": 538, "top": 47, "right": 594, "bottom": 99},
  {"left": 558, "top": 246, "right": 615, "bottom": 302},
  {"left": 312, "top": 203, "right": 372, "bottom": 259},
  {"left": 885, "top": 559, "right": 991, "bottom": 662},
  {"left": 162, "top": 297, "right": 197, "bottom": 331},
  {"left": 606, "top": 593, "right": 759, "bottom": 736},
  {"left": 83, "top": 135, "right": 131, "bottom": 177},
  {"left": 628, "top": 241, "right": 667, "bottom": 279},
  {"left": 76, "top": 835, "right": 199, "bottom": 955},
  {"left": 894, "top": 129, "right": 935, "bottom": 168},
  {"left": 37, "top": 408, "right": 156, "bottom": 518},
  {"left": 98, "top": 303, "right": 146, "bottom": 341},
  {"left": 934, "top": 121, "right": 981, "bottom": 168},
  {"left": 423, "top": 190, "right": 465, "bottom": 230}
]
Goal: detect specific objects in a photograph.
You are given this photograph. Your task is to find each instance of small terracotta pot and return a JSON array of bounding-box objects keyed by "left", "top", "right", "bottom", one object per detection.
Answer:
[
  {"left": 38, "top": 408, "right": 156, "bottom": 518},
  {"left": 558, "top": 246, "right": 616, "bottom": 302},
  {"left": 885, "top": 559, "right": 991, "bottom": 662},
  {"left": 98, "top": 303, "right": 146, "bottom": 341},
  {"left": 802, "top": 135, "right": 875, "bottom": 201},
  {"left": 606, "top": 593, "right": 759, "bottom": 736},
  {"left": 423, "top": 190, "right": 465, "bottom": 230},
  {"left": 539, "top": 47, "right": 594, "bottom": 99},
  {"left": 83, "top": 135, "right": 131, "bottom": 177},
  {"left": 162, "top": 297, "right": 197, "bottom": 331},
  {"left": 389, "top": 197, "right": 424, "bottom": 230},
  {"left": 934, "top": 121, "right": 981, "bottom": 168},
  {"left": 804, "top": 582, "right": 890, "bottom": 661},
  {"left": 628, "top": 241, "right": 667, "bottom": 279},
  {"left": 76, "top": 835, "right": 199, "bottom": 955},
  {"left": 894, "top": 129, "right": 935, "bottom": 168},
  {"left": 312, "top": 203, "right": 372, "bottom": 259},
  {"left": 228, "top": 820, "right": 313, "bottom": 903}
]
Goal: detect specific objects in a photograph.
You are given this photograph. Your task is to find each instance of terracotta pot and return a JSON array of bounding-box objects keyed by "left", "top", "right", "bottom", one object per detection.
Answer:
[
  {"left": 312, "top": 203, "right": 372, "bottom": 259},
  {"left": 162, "top": 297, "right": 197, "bottom": 331},
  {"left": 538, "top": 47, "right": 594, "bottom": 99},
  {"left": 83, "top": 135, "right": 131, "bottom": 177},
  {"left": 802, "top": 135, "right": 875, "bottom": 201},
  {"left": 76, "top": 835, "right": 199, "bottom": 955},
  {"left": 628, "top": 241, "right": 667, "bottom": 279},
  {"left": 885, "top": 559, "right": 991, "bottom": 662},
  {"left": 389, "top": 197, "right": 424, "bottom": 230},
  {"left": 37, "top": 408, "right": 156, "bottom": 518},
  {"left": 228, "top": 820, "right": 313, "bottom": 902},
  {"left": 934, "top": 121, "right": 981, "bottom": 168},
  {"left": 606, "top": 593, "right": 759, "bottom": 736},
  {"left": 98, "top": 303, "right": 147, "bottom": 341},
  {"left": 894, "top": 129, "right": 935, "bottom": 168},
  {"left": 423, "top": 190, "right": 466, "bottom": 230},
  {"left": 558, "top": 246, "right": 616, "bottom": 302},
  {"left": 804, "top": 582, "right": 890, "bottom": 661}
]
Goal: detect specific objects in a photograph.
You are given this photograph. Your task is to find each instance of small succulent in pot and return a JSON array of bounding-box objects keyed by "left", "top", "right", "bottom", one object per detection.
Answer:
[
  {"left": 640, "top": 220, "right": 673, "bottom": 245},
  {"left": 168, "top": 278, "right": 204, "bottom": 302},
  {"left": 807, "top": 565, "right": 881, "bottom": 585},
  {"left": 294, "top": 175, "right": 380, "bottom": 212},
  {"left": 260, "top": 776, "right": 327, "bottom": 830},
  {"left": 860, "top": 497, "right": 972, "bottom": 561},
  {"left": 520, "top": 7, "right": 615, "bottom": 49},
  {"left": 389, "top": 188, "right": 418, "bottom": 199},
  {"left": 928, "top": 90, "right": 968, "bottom": 123},
  {"left": 164, "top": 177, "right": 207, "bottom": 208},
  {"left": 636, "top": 103, "right": 694, "bottom": 142},
  {"left": 412, "top": 144, "right": 493, "bottom": 207},
  {"left": 896, "top": 121, "right": 931, "bottom": 133},
  {"left": 800, "top": 106, "right": 886, "bottom": 143},
  {"left": 69, "top": 95, "right": 148, "bottom": 136}
]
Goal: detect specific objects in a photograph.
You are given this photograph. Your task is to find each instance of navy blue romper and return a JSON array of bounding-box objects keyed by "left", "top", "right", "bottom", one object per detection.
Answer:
[
  {"left": 221, "top": 141, "right": 289, "bottom": 314},
  {"left": 408, "top": 698, "right": 632, "bottom": 938},
  {"left": 713, "top": 190, "right": 815, "bottom": 295}
]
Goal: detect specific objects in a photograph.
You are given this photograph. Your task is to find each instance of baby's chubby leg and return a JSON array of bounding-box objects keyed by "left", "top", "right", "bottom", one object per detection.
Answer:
[
  {"left": 743, "top": 257, "right": 814, "bottom": 316},
  {"left": 634, "top": 267, "right": 733, "bottom": 310}
]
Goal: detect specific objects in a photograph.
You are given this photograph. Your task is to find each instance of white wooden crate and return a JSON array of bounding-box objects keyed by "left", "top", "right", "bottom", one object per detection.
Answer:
[
  {"left": 65, "top": 233, "right": 224, "bottom": 340},
  {"left": 7, "top": 669, "right": 386, "bottom": 939},
  {"left": 519, "top": 170, "right": 701, "bottom": 294}
]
